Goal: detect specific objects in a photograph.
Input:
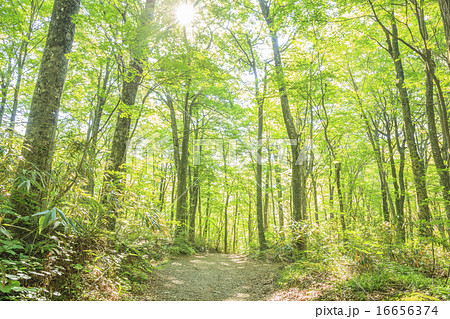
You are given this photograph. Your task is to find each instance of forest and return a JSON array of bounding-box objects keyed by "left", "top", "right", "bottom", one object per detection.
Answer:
[{"left": 1, "top": 0, "right": 450, "bottom": 302}]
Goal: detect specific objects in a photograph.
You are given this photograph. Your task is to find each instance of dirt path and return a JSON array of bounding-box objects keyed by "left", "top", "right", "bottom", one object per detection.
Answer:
[{"left": 143, "top": 253, "right": 281, "bottom": 301}]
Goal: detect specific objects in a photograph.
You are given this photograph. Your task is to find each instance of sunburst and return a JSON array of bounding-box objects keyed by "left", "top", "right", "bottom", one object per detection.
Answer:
[{"left": 175, "top": 3, "right": 196, "bottom": 26}]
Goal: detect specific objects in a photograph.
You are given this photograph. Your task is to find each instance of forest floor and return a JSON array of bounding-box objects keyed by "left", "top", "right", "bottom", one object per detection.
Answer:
[
  {"left": 130, "top": 253, "right": 446, "bottom": 301},
  {"left": 139, "top": 253, "right": 283, "bottom": 301}
]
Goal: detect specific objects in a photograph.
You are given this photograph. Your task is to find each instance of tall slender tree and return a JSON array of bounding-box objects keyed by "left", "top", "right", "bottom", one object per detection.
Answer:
[
  {"left": 102, "top": 0, "right": 156, "bottom": 231},
  {"left": 258, "top": 0, "right": 307, "bottom": 250},
  {"left": 368, "top": 1, "right": 433, "bottom": 238},
  {"left": 10, "top": 0, "right": 81, "bottom": 220}
]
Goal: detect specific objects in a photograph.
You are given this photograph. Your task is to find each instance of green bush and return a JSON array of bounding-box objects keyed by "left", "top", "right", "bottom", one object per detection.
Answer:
[{"left": 169, "top": 237, "right": 195, "bottom": 256}]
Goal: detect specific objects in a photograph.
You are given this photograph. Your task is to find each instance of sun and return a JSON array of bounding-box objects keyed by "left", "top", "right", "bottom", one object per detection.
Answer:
[{"left": 175, "top": 3, "right": 196, "bottom": 26}]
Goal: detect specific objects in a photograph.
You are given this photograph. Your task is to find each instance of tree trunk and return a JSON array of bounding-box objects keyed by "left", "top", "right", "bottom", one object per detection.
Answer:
[
  {"left": 188, "top": 164, "right": 199, "bottom": 243},
  {"left": 414, "top": 1, "right": 450, "bottom": 239},
  {"left": 232, "top": 196, "right": 238, "bottom": 253},
  {"left": 396, "top": 124, "right": 407, "bottom": 243},
  {"left": 86, "top": 60, "right": 112, "bottom": 195},
  {"left": 8, "top": 41, "right": 28, "bottom": 135},
  {"left": 433, "top": 77, "right": 450, "bottom": 165},
  {"left": 348, "top": 67, "right": 390, "bottom": 223},
  {"left": 312, "top": 172, "right": 319, "bottom": 223},
  {"left": 263, "top": 162, "right": 270, "bottom": 231},
  {"left": 269, "top": 155, "right": 277, "bottom": 227},
  {"left": 6, "top": 1, "right": 41, "bottom": 134},
  {"left": 170, "top": 169, "right": 176, "bottom": 225},
  {"left": 415, "top": 4, "right": 450, "bottom": 241},
  {"left": 256, "top": 92, "right": 267, "bottom": 250},
  {"left": 188, "top": 130, "right": 201, "bottom": 242},
  {"left": 198, "top": 187, "right": 202, "bottom": 239},
  {"left": 423, "top": 56, "right": 450, "bottom": 238},
  {"left": 274, "top": 164, "right": 285, "bottom": 239},
  {"left": 438, "top": 0, "right": 450, "bottom": 64},
  {"left": 204, "top": 194, "right": 210, "bottom": 241},
  {"left": 247, "top": 192, "right": 253, "bottom": 247},
  {"left": 174, "top": 84, "right": 195, "bottom": 238},
  {"left": 384, "top": 17, "right": 432, "bottom": 238},
  {"left": 258, "top": 0, "right": 306, "bottom": 251},
  {"left": 224, "top": 192, "right": 230, "bottom": 254},
  {"left": 10, "top": 0, "right": 81, "bottom": 219},
  {"left": 158, "top": 163, "right": 168, "bottom": 213},
  {"left": 0, "top": 73, "right": 11, "bottom": 127},
  {"left": 222, "top": 142, "right": 230, "bottom": 253},
  {"left": 166, "top": 95, "right": 180, "bottom": 170},
  {"left": 102, "top": 0, "right": 155, "bottom": 231},
  {"left": 390, "top": 117, "right": 406, "bottom": 243},
  {"left": 329, "top": 169, "right": 334, "bottom": 219},
  {"left": 335, "top": 162, "right": 346, "bottom": 240}
]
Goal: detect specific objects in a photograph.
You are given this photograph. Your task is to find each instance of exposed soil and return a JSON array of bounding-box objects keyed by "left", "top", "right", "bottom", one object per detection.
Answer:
[
  {"left": 133, "top": 253, "right": 443, "bottom": 302},
  {"left": 142, "top": 253, "right": 282, "bottom": 301}
]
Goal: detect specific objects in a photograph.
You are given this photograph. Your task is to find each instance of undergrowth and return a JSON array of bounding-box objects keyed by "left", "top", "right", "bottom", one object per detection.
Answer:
[{"left": 270, "top": 220, "right": 450, "bottom": 301}]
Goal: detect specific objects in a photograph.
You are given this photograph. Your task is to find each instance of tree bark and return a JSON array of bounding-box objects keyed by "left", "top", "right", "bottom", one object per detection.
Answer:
[
  {"left": 102, "top": 0, "right": 155, "bottom": 231},
  {"left": 256, "top": 96, "right": 267, "bottom": 249},
  {"left": 391, "top": 31, "right": 432, "bottom": 237},
  {"left": 86, "top": 60, "right": 112, "bottom": 195},
  {"left": 348, "top": 67, "right": 390, "bottom": 223},
  {"left": 312, "top": 172, "right": 319, "bottom": 223},
  {"left": 232, "top": 195, "right": 238, "bottom": 253},
  {"left": 188, "top": 130, "right": 201, "bottom": 242},
  {"left": 371, "top": 8, "right": 433, "bottom": 238},
  {"left": 8, "top": 40, "right": 28, "bottom": 135},
  {"left": 0, "top": 72, "right": 11, "bottom": 127},
  {"left": 6, "top": 0, "right": 41, "bottom": 134},
  {"left": 335, "top": 162, "right": 346, "bottom": 241},
  {"left": 274, "top": 163, "right": 285, "bottom": 239},
  {"left": 414, "top": 3, "right": 450, "bottom": 240},
  {"left": 170, "top": 169, "right": 176, "bottom": 225},
  {"left": 258, "top": 0, "right": 306, "bottom": 251},
  {"left": 197, "top": 187, "right": 202, "bottom": 239},
  {"left": 387, "top": 115, "right": 406, "bottom": 243},
  {"left": 395, "top": 119, "right": 407, "bottom": 243},
  {"left": 247, "top": 192, "right": 253, "bottom": 247},
  {"left": 263, "top": 161, "right": 270, "bottom": 231},
  {"left": 10, "top": 0, "right": 81, "bottom": 218},
  {"left": 174, "top": 84, "right": 195, "bottom": 238},
  {"left": 166, "top": 95, "right": 180, "bottom": 170},
  {"left": 438, "top": 0, "right": 450, "bottom": 64},
  {"left": 423, "top": 56, "right": 450, "bottom": 238},
  {"left": 158, "top": 163, "right": 169, "bottom": 214},
  {"left": 204, "top": 193, "right": 210, "bottom": 241},
  {"left": 222, "top": 142, "right": 230, "bottom": 253},
  {"left": 224, "top": 192, "right": 230, "bottom": 254},
  {"left": 188, "top": 164, "right": 199, "bottom": 243}
]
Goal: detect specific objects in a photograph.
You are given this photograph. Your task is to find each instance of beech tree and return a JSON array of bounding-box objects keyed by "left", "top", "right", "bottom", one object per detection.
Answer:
[
  {"left": 258, "top": 0, "right": 308, "bottom": 250},
  {"left": 10, "top": 0, "right": 81, "bottom": 220},
  {"left": 101, "top": 0, "right": 156, "bottom": 231}
]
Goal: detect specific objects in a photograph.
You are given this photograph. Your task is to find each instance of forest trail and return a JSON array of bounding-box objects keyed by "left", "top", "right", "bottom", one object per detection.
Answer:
[{"left": 143, "top": 253, "right": 281, "bottom": 301}]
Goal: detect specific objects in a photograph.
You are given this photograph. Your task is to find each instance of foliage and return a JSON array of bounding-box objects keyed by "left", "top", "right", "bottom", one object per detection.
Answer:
[
  {"left": 276, "top": 221, "right": 450, "bottom": 301},
  {"left": 1, "top": 0, "right": 450, "bottom": 301},
  {"left": 168, "top": 236, "right": 196, "bottom": 256}
]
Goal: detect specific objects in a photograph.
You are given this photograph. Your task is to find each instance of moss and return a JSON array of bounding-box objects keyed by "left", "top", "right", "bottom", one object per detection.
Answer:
[{"left": 398, "top": 292, "right": 440, "bottom": 301}]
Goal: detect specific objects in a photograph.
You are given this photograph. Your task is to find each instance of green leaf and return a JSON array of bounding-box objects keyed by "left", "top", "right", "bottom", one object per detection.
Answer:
[
  {"left": 73, "top": 219, "right": 86, "bottom": 232},
  {"left": 56, "top": 208, "right": 69, "bottom": 225},
  {"left": 41, "top": 210, "right": 53, "bottom": 231},
  {"left": 0, "top": 280, "right": 20, "bottom": 293},
  {"left": 0, "top": 226, "right": 12, "bottom": 239},
  {"left": 32, "top": 210, "right": 50, "bottom": 217},
  {"left": 67, "top": 218, "right": 77, "bottom": 230},
  {"left": 73, "top": 264, "right": 83, "bottom": 270}
]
